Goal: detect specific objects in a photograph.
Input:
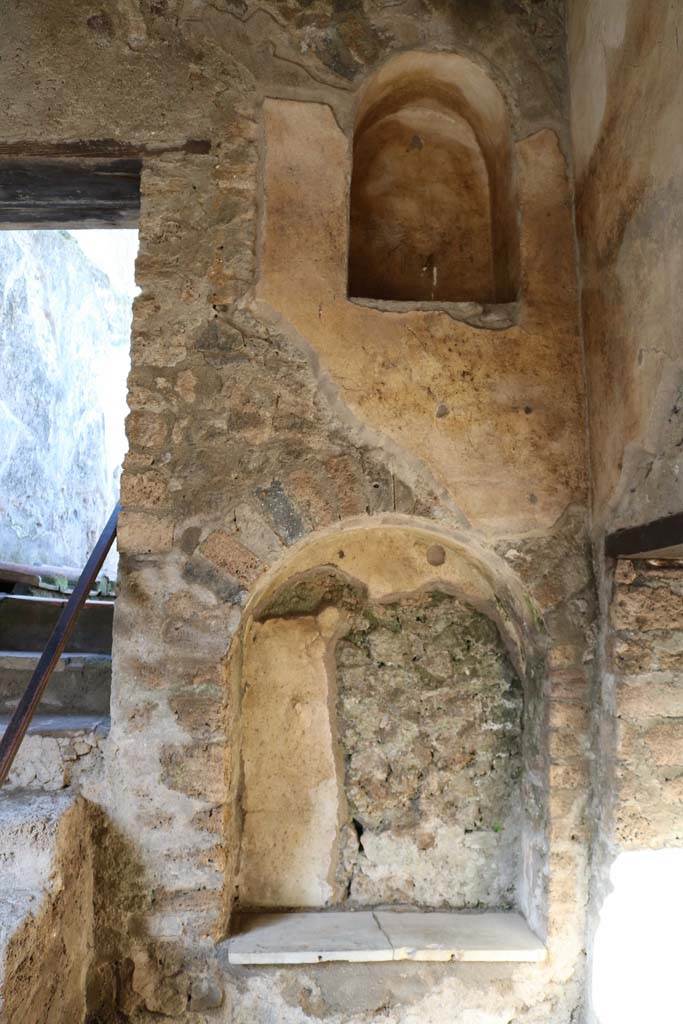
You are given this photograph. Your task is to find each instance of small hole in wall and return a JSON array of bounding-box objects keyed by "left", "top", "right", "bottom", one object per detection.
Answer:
[{"left": 426, "top": 544, "right": 446, "bottom": 566}]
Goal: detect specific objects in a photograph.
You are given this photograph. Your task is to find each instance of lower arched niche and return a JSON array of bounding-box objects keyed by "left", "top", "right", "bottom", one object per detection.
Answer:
[{"left": 223, "top": 517, "right": 548, "bottom": 960}]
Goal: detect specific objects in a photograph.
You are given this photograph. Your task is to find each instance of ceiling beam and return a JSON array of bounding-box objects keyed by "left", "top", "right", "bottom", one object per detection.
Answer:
[
  {"left": 0, "top": 158, "right": 141, "bottom": 228},
  {"left": 605, "top": 511, "right": 683, "bottom": 559}
]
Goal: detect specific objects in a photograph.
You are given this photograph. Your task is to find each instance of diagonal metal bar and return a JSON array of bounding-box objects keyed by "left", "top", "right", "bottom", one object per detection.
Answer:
[{"left": 0, "top": 503, "right": 120, "bottom": 784}]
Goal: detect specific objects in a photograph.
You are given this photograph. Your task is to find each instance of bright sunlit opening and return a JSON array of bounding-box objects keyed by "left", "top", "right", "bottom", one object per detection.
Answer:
[
  {"left": 591, "top": 849, "right": 683, "bottom": 1024},
  {"left": 69, "top": 228, "right": 140, "bottom": 299}
]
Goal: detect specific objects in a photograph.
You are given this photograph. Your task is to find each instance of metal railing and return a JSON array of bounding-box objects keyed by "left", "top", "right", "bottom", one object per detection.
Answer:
[{"left": 0, "top": 503, "right": 120, "bottom": 784}]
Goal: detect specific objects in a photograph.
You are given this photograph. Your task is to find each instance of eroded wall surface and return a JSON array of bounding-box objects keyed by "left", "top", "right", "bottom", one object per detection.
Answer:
[
  {"left": 0, "top": 2, "right": 594, "bottom": 1022},
  {"left": 568, "top": 0, "right": 683, "bottom": 530},
  {"left": 336, "top": 592, "right": 522, "bottom": 908}
]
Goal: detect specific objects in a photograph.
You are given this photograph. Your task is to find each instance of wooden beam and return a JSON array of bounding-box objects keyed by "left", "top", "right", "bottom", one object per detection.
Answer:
[
  {"left": 605, "top": 511, "right": 683, "bottom": 558},
  {"left": 0, "top": 159, "right": 141, "bottom": 228},
  {"left": 0, "top": 139, "right": 210, "bottom": 158}
]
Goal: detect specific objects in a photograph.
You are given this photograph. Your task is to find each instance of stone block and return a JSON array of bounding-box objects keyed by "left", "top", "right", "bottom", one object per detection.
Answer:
[
  {"left": 549, "top": 789, "right": 587, "bottom": 841},
  {"left": 549, "top": 763, "right": 589, "bottom": 789},
  {"left": 549, "top": 700, "right": 589, "bottom": 732},
  {"left": 161, "top": 741, "right": 226, "bottom": 802},
  {"left": 120, "top": 470, "right": 169, "bottom": 509},
  {"left": 127, "top": 410, "right": 170, "bottom": 450},
  {"left": 611, "top": 584, "right": 683, "bottom": 631},
  {"left": 549, "top": 726, "right": 587, "bottom": 762},
  {"left": 169, "top": 690, "right": 224, "bottom": 736},
  {"left": 189, "top": 975, "right": 224, "bottom": 1011},
  {"left": 613, "top": 630, "right": 683, "bottom": 673},
  {"left": 233, "top": 502, "right": 283, "bottom": 562},
  {"left": 199, "top": 529, "right": 263, "bottom": 585},
  {"left": 614, "top": 560, "right": 637, "bottom": 585},
  {"left": 641, "top": 721, "right": 683, "bottom": 766},
  {"left": 117, "top": 511, "right": 174, "bottom": 554},
  {"left": 549, "top": 669, "right": 589, "bottom": 700},
  {"left": 548, "top": 644, "right": 585, "bottom": 670},
  {"left": 614, "top": 802, "right": 683, "bottom": 847},
  {"left": 618, "top": 679, "right": 683, "bottom": 720},
  {"left": 175, "top": 369, "right": 198, "bottom": 403}
]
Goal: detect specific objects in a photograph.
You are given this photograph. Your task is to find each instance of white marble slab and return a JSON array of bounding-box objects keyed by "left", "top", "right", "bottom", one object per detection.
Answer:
[
  {"left": 227, "top": 911, "right": 393, "bottom": 964},
  {"left": 226, "top": 910, "right": 546, "bottom": 965},
  {"left": 376, "top": 910, "right": 546, "bottom": 962}
]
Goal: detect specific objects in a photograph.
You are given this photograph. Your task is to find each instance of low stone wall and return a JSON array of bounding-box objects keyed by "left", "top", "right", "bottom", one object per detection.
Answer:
[
  {"left": 0, "top": 792, "right": 93, "bottom": 1024},
  {"left": 4, "top": 723, "right": 107, "bottom": 793}
]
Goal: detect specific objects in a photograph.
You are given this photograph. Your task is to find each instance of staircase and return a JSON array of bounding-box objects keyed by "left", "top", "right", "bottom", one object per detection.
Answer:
[
  {"left": 0, "top": 541, "right": 116, "bottom": 1022},
  {"left": 0, "top": 592, "right": 113, "bottom": 791}
]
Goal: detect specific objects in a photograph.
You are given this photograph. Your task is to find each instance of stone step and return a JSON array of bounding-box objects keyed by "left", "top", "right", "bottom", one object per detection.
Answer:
[
  {"left": 0, "top": 789, "right": 91, "bottom": 1021},
  {"left": 0, "top": 593, "right": 114, "bottom": 654},
  {"left": 0, "top": 651, "right": 111, "bottom": 715},
  {"left": 0, "top": 789, "right": 78, "bottom": 893},
  {"left": 0, "top": 791, "right": 84, "bottom": 978}
]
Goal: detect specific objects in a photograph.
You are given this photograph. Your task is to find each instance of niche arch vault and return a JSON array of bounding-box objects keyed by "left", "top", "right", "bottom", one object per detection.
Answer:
[
  {"left": 348, "top": 52, "right": 520, "bottom": 304},
  {"left": 223, "top": 516, "right": 549, "bottom": 939}
]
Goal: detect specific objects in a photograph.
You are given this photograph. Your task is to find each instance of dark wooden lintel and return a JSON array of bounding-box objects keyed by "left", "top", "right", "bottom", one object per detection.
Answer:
[
  {"left": 605, "top": 511, "right": 683, "bottom": 558},
  {"left": 0, "top": 139, "right": 211, "bottom": 158},
  {"left": 0, "top": 158, "right": 142, "bottom": 227},
  {"left": 0, "top": 138, "right": 212, "bottom": 227}
]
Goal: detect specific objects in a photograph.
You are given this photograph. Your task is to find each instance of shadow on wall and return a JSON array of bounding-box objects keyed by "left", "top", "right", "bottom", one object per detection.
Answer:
[
  {"left": 222, "top": 516, "right": 548, "bottom": 933},
  {"left": 348, "top": 52, "right": 520, "bottom": 304}
]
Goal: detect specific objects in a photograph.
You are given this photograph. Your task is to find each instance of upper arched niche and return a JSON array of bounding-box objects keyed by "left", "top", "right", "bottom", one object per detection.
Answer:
[{"left": 348, "top": 52, "right": 520, "bottom": 305}]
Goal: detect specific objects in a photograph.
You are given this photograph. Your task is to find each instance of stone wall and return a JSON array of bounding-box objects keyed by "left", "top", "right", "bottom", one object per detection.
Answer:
[
  {"left": 587, "top": 561, "right": 683, "bottom": 1024},
  {"left": 609, "top": 562, "right": 683, "bottom": 847},
  {"left": 568, "top": 0, "right": 683, "bottom": 531},
  {"left": 335, "top": 591, "right": 523, "bottom": 909},
  {"left": 0, "top": 2, "right": 595, "bottom": 1021},
  {"left": 0, "top": 229, "right": 131, "bottom": 573},
  {"left": 567, "top": 5, "right": 683, "bottom": 1020}
]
